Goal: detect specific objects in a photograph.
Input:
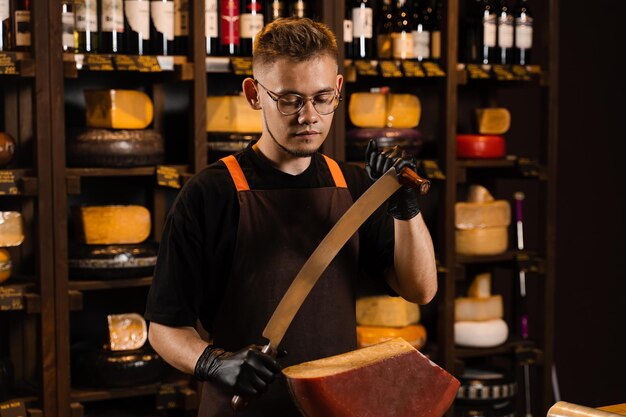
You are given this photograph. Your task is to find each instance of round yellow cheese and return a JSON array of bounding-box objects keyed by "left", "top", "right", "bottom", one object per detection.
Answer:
[
  {"left": 85, "top": 90, "right": 154, "bottom": 130},
  {"left": 74, "top": 205, "right": 151, "bottom": 245},
  {"left": 356, "top": 295, "right": 420, "bottom": 327},
  {"left": 455, "top": 200, "right": 511, "bottom": 230},
  {"left": 455, "top": 227, "right": 508, "bottom": 256},
  {"left": 357, "top": 324, "right": 427, "bottom": 350}
]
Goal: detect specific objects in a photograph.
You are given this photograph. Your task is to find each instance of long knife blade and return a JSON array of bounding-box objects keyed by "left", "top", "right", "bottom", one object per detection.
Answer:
[
  {"left": 262, "top": 167, "right": 402, "bottom": 348},
  {"left": 232, "top": 166, "right": 429, "bottom": 410}
]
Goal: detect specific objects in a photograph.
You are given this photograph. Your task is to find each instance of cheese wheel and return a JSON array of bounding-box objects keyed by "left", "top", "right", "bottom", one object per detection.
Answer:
[
  {"left": 67, "top": 129, "right": 165, "bottom": 168},
  {"left": 349, "top": 93, "right": 422, "bottom": 128},
  {"left": 456, "top": 200, "right": 511, "bottom": 230},
  {"left": 107, "top": 313, "right": 148, "bottom": 351},
  {"left": 68, "top": 242, "right": 158, "bottom": 280},
  {"left": 456, "top": 227, "right": 508, "bottom": 256},
  {"left": 456, "top": 135, "right": 506, "bottom": 159},
  {"left": 0, "top": 249, "right": 12, "bottom": 284},
  {"left": 356, "top": 295, "right": 420, "bottom": 327},
  {"left": 468, "top": 273, "right": 492, "bottom": 298},
  {"left": 206, "top": 95, "right": 263, "bottom": 133},
  {"left": 85, "top": 90, "right": 154, "bottom": 130},
  {"left": 0, "top": 132, "right": 16, "bottom": 167},
  {"left": 475, "top": 108, "right": 511, "bottom": 135},
  {"left": 74, "top": 205, "right": 151, "bottom": 245},
  {"left": 455, "top": 295, "right": 503, "bottom": 322},
  {"left": 282, "top": 338, "right": 460, "bottom": 417},
  {"left": 0, "top": 212, "right": 25, "bottom": 247},
  {"left": 454, "top": 319, "right": 509, "bottom": 347},
  {"left": 357, "top": 324, "right": 427, "bottom": 349}
]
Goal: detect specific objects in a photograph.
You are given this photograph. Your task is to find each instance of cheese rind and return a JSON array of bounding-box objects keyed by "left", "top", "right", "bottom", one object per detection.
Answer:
[
  {"left": 456, "top": 227, "right": 508, "bottom": 256},
  {"left": 85, "top": 90, "right": 154, "bottom": 130},
  {"left": 356, "top": 295, "right": 420, "bottom": 327},
  {"left": 455, "top": 200, "right": 511, "bottom": 229},
  {"left": 283, "top": 338, "right": 459, "bottom": 417},
  {"left": 74, "top": 205, "right": 151, "bottom": 245},
  {"left": 455, "top": 295, "right": 503, "bottom": 322},
  {"left": 455, "top": 319, "right": 509, "bottom": 347},
  {"left": 0, "top": 212, "right": 25, "bottom": 247},
  {"left": 206, "top": 95, "right": 263, "bottom": 133},
  {"left": 357, "top": 324, "right": 427, "bottom": 349}
]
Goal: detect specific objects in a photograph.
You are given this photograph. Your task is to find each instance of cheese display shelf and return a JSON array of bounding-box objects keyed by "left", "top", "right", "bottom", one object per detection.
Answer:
[
  {"left": 69, "top": 379, "right": 195, "bottom": 404},
  {"left": 456, "top": 64, "right": 545, "bottom": 86},
  {"left": 456, "top": 158, "right": 546, "bottom": 183},
  {"left": 0, "top": 169, "right": 39, "bottom": 196},
  {"left": 68, "top": 277, "right": 153, "bottom": 292},
  {"left": 0, "top": 52, "right": 35, "bottom": 78},
  {"left": 0, "top": 283, "right": 41, "bottom": 314},
  {"left": 62, "top": 54, "right": 194, "bottom": 81},
  {"left": 455, "top": 339, "right": 539, "bottom": 359}
]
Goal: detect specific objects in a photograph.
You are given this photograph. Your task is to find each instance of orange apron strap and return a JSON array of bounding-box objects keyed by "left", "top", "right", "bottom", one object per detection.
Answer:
[
  {"left": 220, "top": 155, "right": 250, "bottom": 192},
  {"left": 322, "top": 154, "right": 348, "bottom": 188}
]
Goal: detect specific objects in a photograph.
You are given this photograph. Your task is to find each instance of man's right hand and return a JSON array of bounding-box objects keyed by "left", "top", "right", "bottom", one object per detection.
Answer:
[{"left": 194, "top": 345, "right": 281, "bottom": 397}]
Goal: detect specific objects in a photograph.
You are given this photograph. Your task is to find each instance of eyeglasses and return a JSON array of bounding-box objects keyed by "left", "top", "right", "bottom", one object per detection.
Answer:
[{"left": 255, "top": 79, "right": 342, "bottom": 116}]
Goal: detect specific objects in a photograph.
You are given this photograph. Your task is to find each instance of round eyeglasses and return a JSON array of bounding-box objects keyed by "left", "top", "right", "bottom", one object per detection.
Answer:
[{"left": 255, "top": 79, "right": 342, "bottom": 116}]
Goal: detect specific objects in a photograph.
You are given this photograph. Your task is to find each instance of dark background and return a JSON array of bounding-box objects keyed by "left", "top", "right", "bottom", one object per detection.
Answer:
[{"left": 555, "top": 0, "right": 626, "bottom": 407}]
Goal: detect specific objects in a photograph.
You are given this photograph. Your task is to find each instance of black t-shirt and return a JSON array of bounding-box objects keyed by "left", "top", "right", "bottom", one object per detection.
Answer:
[{"left": 145, "top": 143, "right": 395, "bottom": 333}]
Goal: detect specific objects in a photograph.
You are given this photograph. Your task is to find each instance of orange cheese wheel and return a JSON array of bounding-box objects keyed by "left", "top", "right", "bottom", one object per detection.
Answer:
[
  {"left": 357, "top": 324, "right": 427, "bottom": 349},
  {"left": 0, "top": 249, "right": 12, "bottom": 284}
]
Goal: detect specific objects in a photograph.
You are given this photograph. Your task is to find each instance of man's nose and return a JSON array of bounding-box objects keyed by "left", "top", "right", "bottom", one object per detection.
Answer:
[{"left": 297, "top": 99, "right": 319, "bottom": 125}]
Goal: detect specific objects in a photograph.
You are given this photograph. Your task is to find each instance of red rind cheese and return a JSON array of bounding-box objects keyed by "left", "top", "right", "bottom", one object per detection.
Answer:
[{"left": 282, "top": 338, "right": 459, "bottom": 417}]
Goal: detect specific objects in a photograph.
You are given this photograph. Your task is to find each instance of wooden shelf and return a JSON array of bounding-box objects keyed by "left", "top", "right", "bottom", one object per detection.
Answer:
[
  {"left": 456, "top": 156, "right": 546, "bottom": 182},
  {"left": 70, "top": 379, "right": 193, "bottom": 404},
  {"left": 456, "top": 340, "right": 538, "bottom": 359},
  {"left": 344, "top": 59, "right": 446, "bottom": 81},
  {"left": 0, "top": 52, "right": 35, "bottom": 77},
  {"left": 456, "top": 250, "right": 535, "bottom": 265},
  {"left": 68, "top": 277, "right": 153, "bottom": 291},
  {"left": 0, "top": 283, "right": 40, "bottom": 313},
  {"left": 456, "top": 63, "right": 544, "bottom": 85},
  {"left": 0, "top": 169, "right": 38, "bottom": 196},
  {"left": 63, "top": 53, "right": 193, "bottom": 80}
]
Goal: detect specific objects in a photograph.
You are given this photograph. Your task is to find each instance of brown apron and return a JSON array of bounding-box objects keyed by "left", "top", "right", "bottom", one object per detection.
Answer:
[{"left": 198, "top": 154, "right": 360, "bottom": 417}]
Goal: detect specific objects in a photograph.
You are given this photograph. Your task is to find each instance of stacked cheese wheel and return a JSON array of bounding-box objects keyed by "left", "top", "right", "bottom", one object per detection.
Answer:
[
  {"left": 0, "top": 211, "right": 25, "bottom": 285},
  {"left": 356, "top": 295, "right": 427, "bottom": 350},
  {"left": 456, "top": 185, "right": 511, "bottom": 256},
  {"left": 346, "top": 91, "right": 423, "bottom": 161},
  {"left": 454, "top": 273, "right": 509, "bottom": 348},
  {"left": 69, "top": 205, "right": 158, "bottom": 280},
  {"left": 456, "top": 108, "right": 511, "bottom": 159},
  {"left": 67, "top": 90, "right": 164, "bottom": 167}
]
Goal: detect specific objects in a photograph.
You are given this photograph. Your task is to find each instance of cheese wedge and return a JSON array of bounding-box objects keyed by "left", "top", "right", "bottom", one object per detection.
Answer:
[
  {"left": 455, "top": 319, "right": 509, "bottom": 348},
  {"left": 455, "top": 200, "right": 511, "bottom": 230},
  {"left": 107, "top": 313, "right": 148, "bottom": 351},
  {"left": 475, "top": 108, "right": 511, "bottom": 135},
  {"left": 0, "top": 211, "right": 25, "bottom": 247},
  {"left": 455, "top": 295, "right": 503, "bottom": 322},
  {"left": 74, "top": 205, "right": 151, "bottom": 245},
  {"left": 468, "top": 273, "right": 492, "bottom": 298},
  {"left": 206, "top": 95, "right": 263, "bottom": 133},
  {"left": 283, "top": 338, "right": 459, "bottom": 417},
  {"left": 456, "top": 227, "right": 508, "bottom": 256},
  {"left": 357, "top": 324, "right": 427, "bottom": 349},
  {"left": 467, "top": 184, "right": 495, "bottom": 203},
  {"left": 85, "top": 90, "right": 154, "bottom": 130},
  {"left": 356, "top": 295, "right": 420, "bottom": 327}
]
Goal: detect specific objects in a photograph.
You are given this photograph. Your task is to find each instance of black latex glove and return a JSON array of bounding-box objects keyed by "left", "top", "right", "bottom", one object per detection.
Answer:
[
  {"left": 194, "top": 344, "right": 281, "bottom": 397},
  {"left": 365, "top": 140, "right": 421, "bottom": 221}
]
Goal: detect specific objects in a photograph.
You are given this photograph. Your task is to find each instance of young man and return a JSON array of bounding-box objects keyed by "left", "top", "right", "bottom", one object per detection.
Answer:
[{"left": 145, "top": 17, "right": 437, "bottom": 416}]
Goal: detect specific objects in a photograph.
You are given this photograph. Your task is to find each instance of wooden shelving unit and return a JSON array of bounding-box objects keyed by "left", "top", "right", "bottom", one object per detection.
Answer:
[{"left": 1, "top": 1, "right": 557, "bottom": 416}]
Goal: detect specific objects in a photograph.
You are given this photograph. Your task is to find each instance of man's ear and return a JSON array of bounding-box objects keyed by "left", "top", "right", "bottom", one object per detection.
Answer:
[{"left": 242, "top": 78, "right": 262, "bottom": 110}]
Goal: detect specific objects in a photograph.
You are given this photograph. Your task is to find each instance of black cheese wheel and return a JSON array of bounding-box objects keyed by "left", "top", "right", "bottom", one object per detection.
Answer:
[
  {"left": 67, "top": 129, "right": 165, "bottom": 168},
  {"left": 456, "top": 368, "right": 517, "bottom": 404},
  {"left": 346, "top": 128, "right": 423, "bottom": 162},
  {"left": 68, "top": 241, "right": 158, "bottom": 280}
]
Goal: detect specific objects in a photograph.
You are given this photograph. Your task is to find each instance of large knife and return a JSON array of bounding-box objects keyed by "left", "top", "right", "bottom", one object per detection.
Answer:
[{"left": 232, "top": 165, "right": 430, "bottom": 409}]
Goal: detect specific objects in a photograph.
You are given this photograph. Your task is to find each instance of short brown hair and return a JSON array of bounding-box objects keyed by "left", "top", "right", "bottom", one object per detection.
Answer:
[{"left": 253, "top": 17, "right": 338, "bottom": 68}]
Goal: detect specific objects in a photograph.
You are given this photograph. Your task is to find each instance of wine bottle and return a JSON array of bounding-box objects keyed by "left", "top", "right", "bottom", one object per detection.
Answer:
[
  {"left": 61, "top": 1, "right": 76, "bottom": 52},
  {"left": 352, "top": 0, "right": 373, "bottom": 59},
  {"left": 412, "top": 0, "right": 431, "bottom": 61},
  {"left": 1, "top": 0, "right": 11, "bottom": 51},
  {"left": 289, "top": 0, "right": 306, "bottom": 18},
  {"left": 151, "top": 0, "right": 174, "bottom": 55},
  {"left": 265, "top": 0, "right": 284, "bottom": 22},
  {"left": 376, "top": 0, "right": 393, "bottom": 59},
  {"left": 76, "top": 0, "right": 98, "bottom": 52},
  {"left": 206, "top": 0, "right": 218, "bottom": 55},
  {"left": 496, "top": 0, "right": 513, "bottom": 64},
  {"left": 100, "top": 0, "right": 124, "bottom": 53},
  {"left": 392, "top": 0, "right": 412, "bottom": 60},
  {"left": 461, "top": 0, "right": 481, "bottom": 63},
  {"left": 124, "top": 0, "right": 150, "bottom": 55},
  {"left": 220, "top": 0, "right": 240, "bottom": 56},
  {"left": 479, "top": 0, "right": 496, "bottom": 64},
  {"left": 240, "top": 0, "right": 263, "bottom": 56},
  {"left": 174, "top": 0, "right": 188, "bottom": 54},
  {"left": 344, "top": 4, "right": 353, "bottom": 59},
  {"left": 513, "top": 0, "right": 532, "bottom": 65},
  {"left": 430, "top": 0, "right": 442, "bottom": 62}
]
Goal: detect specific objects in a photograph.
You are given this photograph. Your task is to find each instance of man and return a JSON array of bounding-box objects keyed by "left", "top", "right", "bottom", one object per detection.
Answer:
[{"left": 145, "top": 17, "right": 437, "bottom": 417}]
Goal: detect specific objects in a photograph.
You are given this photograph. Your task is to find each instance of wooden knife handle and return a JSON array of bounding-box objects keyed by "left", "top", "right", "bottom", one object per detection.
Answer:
[
  {"left": 231, "top": 344, "right": 275, "bottom": 411},
  {"left": 398, "top": 166, "right": 431, "bottom": 195}
]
